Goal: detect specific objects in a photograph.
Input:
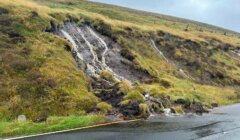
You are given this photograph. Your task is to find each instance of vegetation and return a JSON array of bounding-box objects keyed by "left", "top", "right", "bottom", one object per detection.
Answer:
[
  {"left": 0, "top": 114, "right": 105, "bottom": 138},
  {"left": 139, "top": 103, "right": 150, "bottom": 118},
  {"left": 117, "top": 81, "right": 132, "bottom": 94},
  {"left": 123, "top": 90, "right": 145, "bottom": 103},
  {"left": 100, "top": 70, "right": 115, "bottom": 82},
  {"left": 171, "top": 106, "right": 184, "bottom": 114},
  {"left": 96, "top": 102, "right": 112, "bottom": 113},
  {"left": 0, "top": 0, "right": 239, "bottom": 138}
]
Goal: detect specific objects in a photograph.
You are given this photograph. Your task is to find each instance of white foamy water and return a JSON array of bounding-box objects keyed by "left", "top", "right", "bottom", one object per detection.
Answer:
[
  {"left": 60, "top": 23, "right": 129, "bottom": 82},
  {"left": 150, "top": 39, "right": 169, "bottom": 62},
  {"left": 60, "top": 30, "right": 84, "bottom": 60}
]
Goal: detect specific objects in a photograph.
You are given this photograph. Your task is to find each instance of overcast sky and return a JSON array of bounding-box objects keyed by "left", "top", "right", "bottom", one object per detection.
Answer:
[{"left": 90, "top": 0, "right": 240, "bottom": 33}]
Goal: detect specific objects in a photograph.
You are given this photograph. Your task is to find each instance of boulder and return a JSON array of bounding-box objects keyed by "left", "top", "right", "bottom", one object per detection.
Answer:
[
  {"left": 100, "top": 79, "right": 113, "bottom": 89},
  {"left": 175, "top": 98, "right": 190, "bottom": 107},
  {"left": 211, "top": 103, "right": 219, "bottom": 108},
  {"left": 18, "top": 115, "right": 26, "bottom": 121},
  {"left": 189, "top": 102, "right": 207, "bottom": 114}
]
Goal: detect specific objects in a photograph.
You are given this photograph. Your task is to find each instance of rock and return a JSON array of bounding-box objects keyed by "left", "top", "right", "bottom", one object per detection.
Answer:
[
  {"left": 211, "top": 103, "right": 219, "bottom": 108},
  {"left": 95, "top": 87, "right": 124, "bottom": 107},
  {"left": 189, "top": 102, "right": 206, "bottom": 114},
  {"left": 45, "top": 20, "right": 57, "bottom": 33},
  {"left": 175, "top": 98, "right": 186, "bottom": 104},
  {"left": 144, "top": 94, "right": 150, "bottom": 100},
  {"left": 84, "top": 20, "right": 92, "bottom": 26},
  {"left": 18, "top": 115, "right": 27, "bottom": 121},
  {"left": 170, "top": 108, "right": 176, "bottom": 114},
  {"left": 120, "top": 101, "right": 140, "bottom": 117},
  {"left": 175, "top": 98, "right": 190, "bottom": 107},
  {"left": 100, "top": 79, "right": 113, "bottom": 89}
]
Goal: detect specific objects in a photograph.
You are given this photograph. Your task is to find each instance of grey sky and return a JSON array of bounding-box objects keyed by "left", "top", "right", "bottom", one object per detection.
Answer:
[{"left": 90, "top": 0, "right": 240, "bottom": 32}]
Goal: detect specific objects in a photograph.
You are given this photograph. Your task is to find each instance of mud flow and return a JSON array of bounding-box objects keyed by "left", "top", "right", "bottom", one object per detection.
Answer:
[{"left": 57, "top": 22, "right": 151, "bottom": 83}]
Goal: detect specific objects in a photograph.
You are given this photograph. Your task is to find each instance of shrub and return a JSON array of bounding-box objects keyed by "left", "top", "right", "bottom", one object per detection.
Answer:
[
  {"left": 30, "top": 11, "right": 39, "bottom": 18},
  {"left": 0, "top": 67, "right": 4, "bottom": 75},
  {"left": 93, "top": 20, "right": 112, "bottom": 37},
  {"left": 139, "top": 103, "right": 150, "bottom": 118},
  {"left": 21, "top": 47, "right": 31, "bottom": 56},
  {"left": 74, "top": 110, "right": 86, "bottom": 116},
  {"left": 171, "top": 106, "right": 184, "bottom": 114},
  {"left": 160, "top": 79, "right": 172, "bottom": 88},
  {"left": 0, "top": 7, "right": 9, "bottom": 15},
  {"left": 124, "top": 90, "right": 145, "bottom": 103},
  {"left": 151, "top": 102, "right": 163, "bottom": 113},
  {"left": 100, "top": 70, "right": 115, "bottom": 81},
  {"left": 10, "top": 59, "right": 32, "bottom": 72},
  {"left": 8, "top": 95, "right": 22, "bottom": 117},
  {"left": 118, "top": 81, "right": 132, "bottom": 94},
  {"left": 235, "top": 89, "right": 240, "bottom": 99},
  {"left": 47, "top": 78, "right": 57, "bottom": 88},
  {"left": 120, "top": 48, "right": 135, "bottom": 61},
  {"left": 120, "top": 99, "right": 131, "bottom": 106},
  {"left": 133, "top": 81, "right": 140, "bottom": 86},
  {"left": 96, "top": 102, "right": 112, "bottom": 113},
  {"left": 0, "top": 106, "right": 11, "bottom": 121}
]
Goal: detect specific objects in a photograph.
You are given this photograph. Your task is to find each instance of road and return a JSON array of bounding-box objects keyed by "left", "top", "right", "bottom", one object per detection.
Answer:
[{"left": 18, "top": 104, "right": 240, "bottom": 140}]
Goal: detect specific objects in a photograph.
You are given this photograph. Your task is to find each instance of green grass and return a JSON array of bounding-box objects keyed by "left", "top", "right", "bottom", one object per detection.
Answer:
[
  {"left": 0, "top": 114, "right": 106, "bottom": 138},
  {"left": 140, "top": 76, "right": 239, "bottom": 106}
]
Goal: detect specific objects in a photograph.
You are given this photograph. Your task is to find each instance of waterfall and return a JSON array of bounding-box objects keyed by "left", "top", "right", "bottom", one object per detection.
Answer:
[
  {"left": 163, "top": 108, "right": 172, "bottom": 116},
  {"left": 59, "top": 22, "right": 129, "bottom": 82},
  {"left": 150, "top": 39, "right": 194, "bottom": 80},
  {"left": 60, "top": 30, "right": 83, "bottom": 60},
  {"left": 76, "top": 27, "right": 101, "bottom": 67},
  {"left": 179, "top": 68, "right": 194, "bottom": 80},
  {"left": 150, "top": 39, "right": 169, "bottom": 62},
  {"left": 86, "top": 27, "right": 108, "bottom": 67},
  {"left": 85, "top": 27, "right": 128, "bottom": 82}
]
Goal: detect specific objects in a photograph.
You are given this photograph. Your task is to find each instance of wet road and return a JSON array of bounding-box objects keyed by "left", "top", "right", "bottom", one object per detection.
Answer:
[{"left": 21, "top": 104, "right": 240, "bottom": 140}]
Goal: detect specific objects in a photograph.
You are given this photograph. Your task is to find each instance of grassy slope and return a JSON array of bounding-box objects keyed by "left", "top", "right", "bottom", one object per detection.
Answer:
[
  {"left": 0, "top": 0, "right": 240, "bottom": 137},
  {"left": 0, "top": 115, "right": 105, "bottom": 138}
]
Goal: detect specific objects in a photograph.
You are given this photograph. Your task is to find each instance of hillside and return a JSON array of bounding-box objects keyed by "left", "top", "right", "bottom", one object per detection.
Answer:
[{"left": 0, "top": 0, "right": 240, "bottom": 137}]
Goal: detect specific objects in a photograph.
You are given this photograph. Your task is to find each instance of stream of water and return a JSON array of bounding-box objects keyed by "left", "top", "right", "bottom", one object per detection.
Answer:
[{"left": 59, "top": 22, "right": 128, "bottom": 82}]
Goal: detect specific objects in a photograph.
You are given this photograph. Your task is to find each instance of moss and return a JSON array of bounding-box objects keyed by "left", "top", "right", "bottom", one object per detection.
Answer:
[
  {"left": 124, "top": 90, "right": 145, "bottom": 103},
  {"left": 96, "top": 102, "right": 112, "bottom": 113}
]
